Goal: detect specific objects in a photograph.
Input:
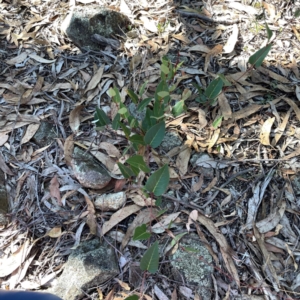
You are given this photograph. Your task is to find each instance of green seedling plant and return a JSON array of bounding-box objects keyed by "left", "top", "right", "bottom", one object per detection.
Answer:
[
  {"left": 94, "top": 58, "right": 186, "bottom": 292},
  {"left": 93, "top": 10, "right": 300, "bottom": 299}
]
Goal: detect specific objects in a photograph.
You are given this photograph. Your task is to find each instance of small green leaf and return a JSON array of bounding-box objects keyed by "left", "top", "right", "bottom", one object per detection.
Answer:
[
  {"left": 137, "top": 97, "right": 152, "bottom": 111},
  {"left": 218, "top": 74, "right": 232, "bottom": 87},
  {"left": 117, "top": 163, "right": 134, "bottom": 178},
  {"left": 133, "top": 224, "right": 151, "bottom": 240},
  {"left": 142, "top": 108, "right": 155, "bottom": 132},
  {"left": 155, "top": 80, "right": 170, "bottom": 104},
  {"left": 145, "top": 164, "right": 170, "bottom": 196},
  {"left": 124, "top": 295, "right": 139, "bottom": 300},
  {"left": 108, "top": 87, "right": 116, "bottom": 97},
  {"left": 113, "top": 87, "right": 122, "bottom": 103},
  {"left": 112, "top": 113, "right": 120, "bottom": 130},
  {"left": 157, "top": 91, "right": 169, "bottom": 98},
  {"left": 212, "top": 115, "right": 223, "bottom": 128},
  {"left": 204, "top": 77, "right": 223, "bottom": 101},
  {"left": 265, "top": 23, "right": 273, "bottom": 42},
  {"left": 139, "top": 81, "right": 148, "bottom": 97},
  {"left": 127, "top": 89, "right": 139, "bottom": 104},
  {"left": 144, "top": 121, "right": 165, "bottom": 148},
  {"left": 94, "top": 107, "right": 110, "bottom": 126},
  {"left": 126, "top": 155, "right": 150, "bottom": 173},
  {"left": 140, "top": 241, "right": 159, "bottom": 273},
  {"left": 294, "top": 8, "right": 300, "bottom": 18},
  {"left": 161, "top": 64, "right": 169, "bottom": 74},
  {"left": 118, "top": 107, "right": 128, "bottom": 114},
  {"left": 172, "top": 100, "right": 187, "bottom": 117},
  {"left": 248, "top": 44, "right": 272, "bottom": 67},
  {"left": 129, "top": 134, "right": 146, "bottom": 145}
]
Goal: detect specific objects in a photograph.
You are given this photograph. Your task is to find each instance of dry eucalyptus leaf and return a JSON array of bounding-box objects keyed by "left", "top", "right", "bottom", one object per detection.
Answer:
[{"left": 260, "top": 117, "right": 275, "bottom": 146}]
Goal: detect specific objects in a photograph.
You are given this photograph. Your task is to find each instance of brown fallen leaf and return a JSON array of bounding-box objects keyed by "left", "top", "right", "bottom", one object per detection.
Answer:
[
  {"left": 176, "top": 147, "right": 191, "bottom": 176},
  {"left": 218, "top": 93, "right": 232, "bottom": 120},
  {"left": 102, "top": 204, "right": 142, "bottom": 235},
  {"left": 21, "top": 123, "right": 40, "bottom": 144},
  {"left": 223, "top": 24, "right": 238, "bottom": 54},
  {"left": 49, "top": 175, "right": 62, "bottom": 206},
  {"left": 84, "top": 66, "right": 104, "bottom": 94},
  {"left": 202, "top": 177, "right": 218, "bottom": 193}
]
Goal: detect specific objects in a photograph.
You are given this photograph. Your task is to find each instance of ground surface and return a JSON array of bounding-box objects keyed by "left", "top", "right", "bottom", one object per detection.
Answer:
[{"left": 1, "top": 0, "right": 300, "bottom": 299}]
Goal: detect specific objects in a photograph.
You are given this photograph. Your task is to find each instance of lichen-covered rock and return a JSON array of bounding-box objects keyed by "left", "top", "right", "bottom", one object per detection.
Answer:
[
  {"left": 71, "top": 147, "right": 111, "bottom": 189},
  {"left": 50, "top": 238, "right": 119, "bottom": 300},
  {"left": 160, "top": 131, "right": 182, "bottom": 152},
  {"left": 61, "top": 5, "right": 131, "bottom": 51},
  {"left": 169, "top": 234, "right": 213, "bottom": 300}
]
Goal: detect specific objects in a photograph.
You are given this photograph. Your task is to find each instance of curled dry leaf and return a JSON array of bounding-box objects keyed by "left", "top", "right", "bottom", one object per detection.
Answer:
[
  {"left": 69, "top": 105, "right": 84, "bottom": 133},
  {"left": 186, "top": 210, "right": 198, "bottom": 232},
  {"left": 84, "top": 194, "right": 97, "bottom": 235},
  {"left": 197, "top": 214, "right": 240, "bottom": 287},
  {"left": 223, "top": 24, "right": 239, "bottom": 54},
  {"left": 49, "top": 175, "right": 62, "bottom": 205},
  {"left": 260, "top": 117, "right": 275, "bottom": 146}
]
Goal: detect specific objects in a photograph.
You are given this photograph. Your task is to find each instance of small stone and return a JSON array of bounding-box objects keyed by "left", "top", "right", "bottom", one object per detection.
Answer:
[
  {"left": 33, "top": 121, "right": 60, "bottom": 147},
  {"left": 160, "top": 131, "right": 182, "bottom": 152},
  {"left": 50, "top": 238, "right": 119, "bottom": 300},
  {"left": 95, "top": 192, "right": 126, "bottom": 211},
  {"left": 71, "top": 147, "right": 111, "bottom": 189},
  {"left": 61, "top": 5, "right": 131, "bottom": 51}
]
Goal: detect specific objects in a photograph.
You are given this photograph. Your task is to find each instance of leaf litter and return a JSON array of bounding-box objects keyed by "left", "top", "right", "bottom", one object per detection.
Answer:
[{"left": 0, "top": 0, "right": 300, "bottom": 299}]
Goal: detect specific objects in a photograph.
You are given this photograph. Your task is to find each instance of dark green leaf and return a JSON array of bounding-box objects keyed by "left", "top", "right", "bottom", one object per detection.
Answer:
[
  {"left": 129, "top": 134, "right": 146, "bottom": 145},
  {"left": 248, "top": 44, "right": 272, "bottom": 67},
  {"left": 137, "top": 97, "right": 152, "bottom": 111},
  {"left": 153, "top": 98, "right": 165, "bottom": 119},
  {"left": 127, "top": 89, "right": 139, "bottom": 104},
  {"left": 126, "top": 155, "right": 150, "bottom": 173},
  {"left": 94, "top": 107, "right": 110, "bottom": 126},
  {"left": 140, "top": 241, "right": 159, "bottom": 273},
  {"left": 204, "top": 77, "right": 223, "bottom": 101},
  {"left": 112, "top": 113, "right": 120, "bottom": 130},
  {"left": 145, "top": 164, "right": 170, "bottom": 196},
  {"left": 139, "top": 81, "right": 148, "bottom": 97},
  {"left": 144, "top": 121, "right": 165, "bottom": 148},
  {"left": 155, "top": 80, "right": 170, "bottom": 104},
  {"left": 141, "top": 108, "right": 155, "bottom": 132},
  {"left": 172, "top": 100, "right": 187, "bottom": 117},
  {"left": 117, "top": 163, "right": 134, "bottom": 178},
  {"left": 155, "top": 196, "right": 162, "bottom": 206},
  {"left": 113, "top": 87, "right": 122, "bottom": 103},
  {"left": 130, "top": 165, "right": 140, "bottom": 176},
  {"left": 265, "top": 23, "right": 273, "bottom": 42},
  {"left": 218, "top": 74, "right": 232, "bottom": 87},
  {"left": 119, "top": 122, "right": 130, "bottom": 138},
  {"left": 295, "top": 8, "right": 300, "bottom": 18},
  {"left": 133, "top": 224, "right": 151, "bottom": 240},
  {"left": 124, "top": 295, "right": 139, "bottom": 300}
]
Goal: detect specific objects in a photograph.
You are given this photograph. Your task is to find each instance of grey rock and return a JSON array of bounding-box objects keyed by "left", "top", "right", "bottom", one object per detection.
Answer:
[
  {"left": 170, "top": 234, "right": 213, "bottom": 300},
  {"left": 160, "top": 131, "right": 182, "bottom": 152},
  {"left": 33, "top": 121, "right": 60, "bottom": 147},
  {"left": 128, "top": 102, "right": 146, "bottom": 122},
  {"left": 61, "top": 5, "right": 131, "bottom": 51},
  {"left": 51, "top": 238, "right": 119, "bottom": 300},
  {"left": 0, "top": 170, "right": 8, "bottom": 225},
  {"left": 71, "top": 147, "right": 111, "bottom": 189}
]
